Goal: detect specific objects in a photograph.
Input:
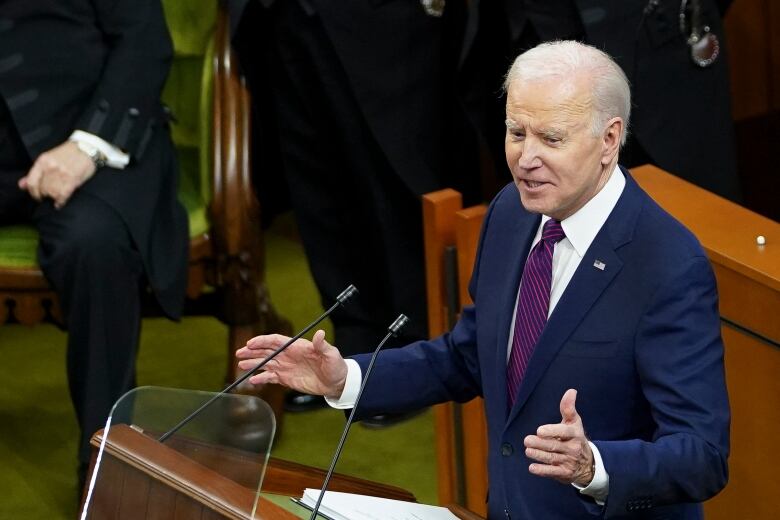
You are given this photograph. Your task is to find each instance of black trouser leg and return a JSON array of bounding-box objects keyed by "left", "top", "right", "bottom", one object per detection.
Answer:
[
  {"left": 268, "top": 2, "right": 428, "bottom": 355},
  {"left": 0, "top": 167, "right": 34, "bottom": 224},
  {"left": 34, "top": 192, "right": 143, "bottom": 467}
]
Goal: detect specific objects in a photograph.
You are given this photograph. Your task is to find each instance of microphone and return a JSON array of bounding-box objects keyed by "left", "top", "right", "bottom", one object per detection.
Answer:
[
  {"left": 158, "top": 284, "right": 359, "bottom": 443},
  {"left": 308, "top": 314, "right": 410, "bottom": 520}
]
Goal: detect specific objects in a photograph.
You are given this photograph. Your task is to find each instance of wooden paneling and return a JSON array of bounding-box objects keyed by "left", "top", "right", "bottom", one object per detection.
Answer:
[
  {"left": 714, "top": 264, "right": 780, "bottom": 341},
  {"left": 725, "top": 0, "right": 773, "bottom": 120},
  {"left": 423, "top": 189, "right": 465, "bottom": 507},
  {"left": 772, "top": 0, "right": 780, "bottom": 111},
  {"left": 173, "top": 494, "right": 204, "bottom": 520},
  {"left": 725, "top": 1, "right": 780, "bottom": 222},
  {"left": 423, "top": 191, "right": 489, "bottom": 516},
  {"left": 146, "top": 484, "right": 177, "bottom": 520},
  {"left": 725, "top": 0, "right": 780, "bottom": 118},
  {"left": 118, "top": 468, "right": 151, "bottom": 520},
  {"left": 423, "top": 189, "right": 464, "bottom": 339},
  {"left": 453, "top": 207, "right": 489, "bottom": 516},
  {"left": 703, "top": 326, "right": 779, "bottom": 520}
]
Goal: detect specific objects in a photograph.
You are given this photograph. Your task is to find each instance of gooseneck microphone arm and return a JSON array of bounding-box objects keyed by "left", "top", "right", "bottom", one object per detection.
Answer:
[
  {"left": 309, "top": 314, "right": 409, "bottom": 520},
  {"left": 158, "top": 284, "right": 359, "bottom": 443}
]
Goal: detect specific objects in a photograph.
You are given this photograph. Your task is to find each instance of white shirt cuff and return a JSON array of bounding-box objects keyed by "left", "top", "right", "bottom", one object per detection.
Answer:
[
  {"left": 324, "top": 359, "right": 362, "bottom": 409},
  {"left": 69, "top": 130, "right": 130, "bottom": 169},
  {"left": 572, "top": 441, "right": 609, "bottom": 505}
]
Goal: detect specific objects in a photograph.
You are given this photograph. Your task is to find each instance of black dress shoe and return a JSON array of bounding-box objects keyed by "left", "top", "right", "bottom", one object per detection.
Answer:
[
  {"left": 283, "top": 390, "right": 327, "bottom": 413},
  {"left": 359, "top": 408, "right": 427, "bottom": 429}
]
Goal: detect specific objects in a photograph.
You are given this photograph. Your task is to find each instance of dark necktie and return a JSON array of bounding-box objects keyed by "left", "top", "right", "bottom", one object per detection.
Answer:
[{"left": 507, "top": 219, "right": 566, "bottom": 408}]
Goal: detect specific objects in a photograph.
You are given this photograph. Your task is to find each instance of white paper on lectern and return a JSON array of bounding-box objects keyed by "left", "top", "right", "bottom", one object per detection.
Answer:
[{"left": 300, "top": 489, "right": 459, "bottom": 520}]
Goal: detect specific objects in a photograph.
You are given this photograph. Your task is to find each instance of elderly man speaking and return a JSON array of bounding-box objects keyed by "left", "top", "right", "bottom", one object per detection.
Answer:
[{"left": 237, "top": 41, "right": 729, "bottom": 519}]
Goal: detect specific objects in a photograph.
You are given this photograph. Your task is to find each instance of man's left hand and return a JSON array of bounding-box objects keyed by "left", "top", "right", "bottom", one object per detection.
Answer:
[
  {"left": 19, "top": 141, "right": 97, "bottom": 209},
  {"left": 524, "top": 388, "right": 594, "bottom": 486}
]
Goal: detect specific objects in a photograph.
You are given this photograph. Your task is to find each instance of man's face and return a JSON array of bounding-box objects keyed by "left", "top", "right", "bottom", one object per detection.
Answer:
[{"left": 505, "top": 76, "right": 615, "bottom": 221}]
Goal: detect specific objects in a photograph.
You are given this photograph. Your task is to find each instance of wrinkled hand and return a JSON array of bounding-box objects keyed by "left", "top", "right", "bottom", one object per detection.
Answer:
[
  {"left": 19, "top": 141, "right": 96, "bottom": 209},
  {"left": 235, "top": 330, "right": 348, "bottom": 399},
  {"left": 524, "top": 389, "right": 594, "bottom": 486}
]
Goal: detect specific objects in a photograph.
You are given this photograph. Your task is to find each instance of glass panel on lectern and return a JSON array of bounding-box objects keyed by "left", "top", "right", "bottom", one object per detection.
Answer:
[{"left": 79, "top": 386, "right": 276, "bottom": 520}]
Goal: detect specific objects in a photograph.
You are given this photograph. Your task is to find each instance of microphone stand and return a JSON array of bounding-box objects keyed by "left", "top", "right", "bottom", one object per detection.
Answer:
[
  {"left": 158, "top": 284, "right": 358, "bottom": 443},
  {"left": 309, "top": 314, "right": 409, "bottom": 520}
]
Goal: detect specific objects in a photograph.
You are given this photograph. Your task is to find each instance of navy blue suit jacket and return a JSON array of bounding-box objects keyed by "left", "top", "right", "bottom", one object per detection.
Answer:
[{"left": 352, "top": 169, "right": 730, "bottom": 519}]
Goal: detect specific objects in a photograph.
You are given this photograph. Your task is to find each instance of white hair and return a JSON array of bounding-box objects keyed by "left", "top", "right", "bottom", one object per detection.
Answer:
[{"left": 503, "top": 40, "right": 631, "bottom": 146}]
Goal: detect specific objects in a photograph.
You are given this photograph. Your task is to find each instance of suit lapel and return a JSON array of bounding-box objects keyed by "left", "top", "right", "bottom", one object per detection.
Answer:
[{"left": 505, "top": 169, "right": 642, "bottom": 425}]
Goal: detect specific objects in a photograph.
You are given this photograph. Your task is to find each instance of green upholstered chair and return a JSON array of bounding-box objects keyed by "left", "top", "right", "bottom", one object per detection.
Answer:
[{"left": 0, "top": 0, "right": 289, "bottom": 420}]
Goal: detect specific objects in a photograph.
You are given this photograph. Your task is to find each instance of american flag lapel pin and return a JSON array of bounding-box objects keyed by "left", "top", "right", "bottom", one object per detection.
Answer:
[{"left": 593, "top": 259, "right": 606, "bottom": 271}]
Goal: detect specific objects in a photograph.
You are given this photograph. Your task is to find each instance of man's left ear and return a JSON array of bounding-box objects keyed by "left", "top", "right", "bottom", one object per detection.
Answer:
[{"left": 601, "top": 117, "right": 623, "bottom": 165}]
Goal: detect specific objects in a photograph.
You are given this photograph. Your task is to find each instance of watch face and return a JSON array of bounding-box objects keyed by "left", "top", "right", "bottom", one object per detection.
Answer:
[
  {"left": 92, "top": 149, "right": 106, "bottom": 168},
  {"left": 76, "top": 142, "right": 104, "bottom": 167}
]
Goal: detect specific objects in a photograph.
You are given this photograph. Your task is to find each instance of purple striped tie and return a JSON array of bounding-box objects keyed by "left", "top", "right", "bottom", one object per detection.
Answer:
[{"left": 507, "top": 219, "right": 566, "bottom": 408}]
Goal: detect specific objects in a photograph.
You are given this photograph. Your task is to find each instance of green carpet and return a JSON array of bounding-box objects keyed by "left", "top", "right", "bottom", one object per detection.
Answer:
[{"left": 0, "top": 218, "right": 437, "bottom": 518}]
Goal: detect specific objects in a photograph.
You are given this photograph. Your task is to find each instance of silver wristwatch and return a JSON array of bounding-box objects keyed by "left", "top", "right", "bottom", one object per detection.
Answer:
[
  {"left": 75, "top": 141, "right": 107, "bottom": 169},
  {"left": 420, "top": 0, "right": 445, "bottom": 17}
]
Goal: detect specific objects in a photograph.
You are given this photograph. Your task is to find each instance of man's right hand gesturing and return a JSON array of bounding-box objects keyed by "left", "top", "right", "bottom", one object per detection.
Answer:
[{"left": 235, "top": 329, "right": 349, "bottom": 399}]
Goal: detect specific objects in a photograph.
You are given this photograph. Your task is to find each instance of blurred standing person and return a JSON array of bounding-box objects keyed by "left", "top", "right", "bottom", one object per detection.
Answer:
[{"left": 232, "top": 0, "right": 478, "bottom": 424}]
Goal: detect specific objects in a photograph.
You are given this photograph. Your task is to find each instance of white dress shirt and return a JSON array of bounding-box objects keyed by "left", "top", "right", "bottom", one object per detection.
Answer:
[
  {"left": 69, "top": 130, "right": 130, "bottom": 169},
  {"left": 328, "top": 165, "right": 626, "bottom": 504}
]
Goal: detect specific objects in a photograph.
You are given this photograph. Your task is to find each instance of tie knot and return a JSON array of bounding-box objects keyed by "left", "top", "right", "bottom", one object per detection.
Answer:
[{"left": 542, "top": 219, "right": 565, "bottom": 244}]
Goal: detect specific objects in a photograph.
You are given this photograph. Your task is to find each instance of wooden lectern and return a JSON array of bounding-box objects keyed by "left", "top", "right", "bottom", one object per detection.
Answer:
[
  {"left": 423, "top": 164, "right": 780, "bottom": 519},
  {"left": 82, "top": 424, "right": 415, "bottom": 519}
]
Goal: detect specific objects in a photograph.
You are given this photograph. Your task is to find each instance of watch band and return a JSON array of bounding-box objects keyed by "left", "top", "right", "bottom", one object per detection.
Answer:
[{"left": 74, "top": 140, "right": 107, "bottom": 169}]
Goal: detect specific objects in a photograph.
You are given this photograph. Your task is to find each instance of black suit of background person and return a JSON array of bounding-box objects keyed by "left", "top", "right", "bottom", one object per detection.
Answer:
[
  {"left": 0, "top": 0, "right": 187, "bottom": 483},
  {"left": 461, "top": 0, "right": 741, "bottom": 201},
  {"left": 232, "top": 1, "right": 476, "bottom": 366}
]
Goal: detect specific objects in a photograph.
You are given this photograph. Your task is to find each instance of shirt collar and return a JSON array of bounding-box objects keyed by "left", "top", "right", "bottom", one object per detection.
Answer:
[{"left": 541, "top": 164, "right": 625, "bottom": 257}]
